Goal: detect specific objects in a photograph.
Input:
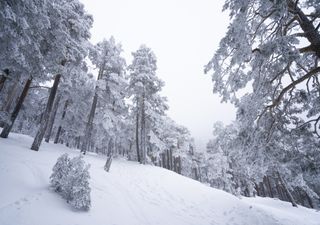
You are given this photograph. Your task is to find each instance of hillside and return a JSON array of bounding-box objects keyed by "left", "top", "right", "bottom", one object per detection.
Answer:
[{"left": 0, "top": 133, "right": 319, "bottom": 225}]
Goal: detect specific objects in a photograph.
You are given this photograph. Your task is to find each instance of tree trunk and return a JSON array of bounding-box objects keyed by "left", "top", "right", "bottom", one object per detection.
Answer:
[
  {"left": 265, "top": 176, "right": 274, "bottom": 198},
  {"left": 287, "top": 0, "right": 320, "bottom": 57},
  {"left": 135, "top": 109, "right": 141, "bottom": 163},
  {"left": 54, "top": 99, "right": 68, "bottom": 144},
  {"left": 140, "top": 96, "right": 146, "bottom": 164},
  {"left": 0, "top": 78, "right": 32, "bottom": 138},
  {"left": 44, "top": 94, "right": 61, "bottom": 143},
  {"left": 31, "top": 74, "right": 61, "bottom": 151},
  {"left": 1, "top": 79, "right": 20, "bottom": 112},
  {"left": 305, "top": 193, "right": 314, "bottom": 209},
  {"left": 166, "top": 150, "right": 171, "bottom": 170},
  {"left": 277, "top": 171, "right": 298, "bottom": 207},
  {"left": 104, "top": 154, "right": 113, "bottom": 172},
  {"left": 81, "top": 58, "right": 107, "bottom": 154},
  {"left": 81, "top": 93, "right": 98, "bottom": 154},
  {"left": 169, "top": 148, "right": 173, "bottom": 170},
  {"left": 177, "top": 156, "right": 181, "bottom": 174},
  {"left": 260, "top": 182, "right": 266, "bottom": 197},
  {"left": 255, "top": 183, "right": 260, "bottom": 196},
  {"left": 0, "top": 72, "right": 8, "bottom": 92},
  {"left": 161, "top": 152, "right": 166, "bottom": 168}
]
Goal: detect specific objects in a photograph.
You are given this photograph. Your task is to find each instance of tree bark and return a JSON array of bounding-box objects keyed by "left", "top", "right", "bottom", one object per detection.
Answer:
[
  {"left": 81, "top": 57, "right": 107, "bottom": 154},
  {"left": 31, "top": 74, "right": 61, "bottom": 151},
  {"left": 265, "top": 176, "right": 274, "bottom": 198},
  {"left": 277, "top": 171, "right": 298, "bottom": 207},
  {"left": 104, "top": 154, "right": 113, "bottom": 172},
  {"left": 2, "top": 79, "right": 20, "bottom": 112},
  {"left": 255, "top": 183, "right": 260, "bottom": 196},
  {"left": 44, "top": 94, "right": 61, "bottom": 143},
  {"left": 135, "top": 109, "right": 141, "bottom": 163},
  {"left": 161, "top": 152, "right": 166, "bottom": 168},
  {"left": 0, "top": 78, "right": 32, "bottom": 138},
  {"left": 54, "top": 99, "right": 68, "bottom": 144},
  {"left": 81, "top": 93, "right": 98, "bottom": 154},
  {"left": 0, "top": 70, "right": 9, "bottom": 92},
  {"left": 177, "top": 156, "right": 181, "bottom": 174},
  {"left": 140, "top": 96, "right": 146, "bottom": 164},
  {"left": 287, "top": 0, "right": 320, "bottom": 57},
  {"left": 166, "top": 150, "right": 171, "bottom": 170},
  {"left": 305, "top": 193, "right": 314, "bottom": 209}
]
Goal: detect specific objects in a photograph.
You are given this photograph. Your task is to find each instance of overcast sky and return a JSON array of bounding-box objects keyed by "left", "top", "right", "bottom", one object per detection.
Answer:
[{"left": 80, "top": 0, "right": 236, "bottom": 150}]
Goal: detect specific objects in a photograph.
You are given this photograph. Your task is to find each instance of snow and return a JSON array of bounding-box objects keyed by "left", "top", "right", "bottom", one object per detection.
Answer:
[{"left": 0, "top": 132, "right": 319, "bottom": 225}]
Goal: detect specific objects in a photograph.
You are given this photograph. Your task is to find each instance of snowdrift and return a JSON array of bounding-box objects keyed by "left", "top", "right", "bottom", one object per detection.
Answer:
[{"left": 0, "top": 133, "right": 319, "bottom": 225}]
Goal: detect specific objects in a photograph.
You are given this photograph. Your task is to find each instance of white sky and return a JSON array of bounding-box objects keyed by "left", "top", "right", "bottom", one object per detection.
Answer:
[{"left": 80, "top": 0, "right": 236, "bottom": 150}]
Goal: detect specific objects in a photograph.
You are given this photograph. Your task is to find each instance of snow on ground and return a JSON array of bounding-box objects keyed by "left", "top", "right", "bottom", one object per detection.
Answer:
[{"left": 0, "top": 132, "right": 319, "bottom": 225}]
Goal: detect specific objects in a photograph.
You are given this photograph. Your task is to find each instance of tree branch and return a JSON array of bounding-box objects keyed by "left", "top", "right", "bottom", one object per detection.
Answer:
[{"left": 268, "top": 67, "right": 320, "bottom": 109}]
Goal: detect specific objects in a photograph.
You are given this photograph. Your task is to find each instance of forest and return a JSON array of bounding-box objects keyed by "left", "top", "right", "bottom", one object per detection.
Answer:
[{"left": 0, "top": 0, "right": 319, "bottom": 216}]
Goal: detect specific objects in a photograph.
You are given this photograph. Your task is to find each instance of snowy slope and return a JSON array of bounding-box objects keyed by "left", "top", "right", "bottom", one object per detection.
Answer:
[{"left": 0, "top": 133, "right": 319, "bottom": 225}]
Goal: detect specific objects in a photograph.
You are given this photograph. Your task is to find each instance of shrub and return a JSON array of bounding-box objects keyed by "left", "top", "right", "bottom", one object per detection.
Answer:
[{"left": 50, "top": 154, "right": 91, "bottom": 211}]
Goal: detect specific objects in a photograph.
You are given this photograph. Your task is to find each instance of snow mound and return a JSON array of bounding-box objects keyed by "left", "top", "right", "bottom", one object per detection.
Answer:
[{"left": 0, "top": 132, "right": 319, "bottom": 225}]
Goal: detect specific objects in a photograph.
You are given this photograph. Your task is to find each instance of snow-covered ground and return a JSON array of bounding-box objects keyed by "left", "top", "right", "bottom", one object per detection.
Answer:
[{"left": 0, "top": 132, "right": 319, "bottom": 225}]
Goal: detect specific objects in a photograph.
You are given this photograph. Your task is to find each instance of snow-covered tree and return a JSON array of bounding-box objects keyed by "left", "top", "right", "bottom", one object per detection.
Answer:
[
  {"left": 205, "top": 1, "right": 320, "bottom": 139},
  {"left": 205, "top": 0, "right": 320, "bottom": 207},
  {"left": 128, "top": 45, "right": 168, "bottom": 164},
  {"left": 30, "top": 0, "right": 93, "bottom": 151},
  {"left": 0, "top": 0, "right": 50, "bottom": 137},
  {"left": 81, "top": 37, "right": 127, "bottom": 154}
]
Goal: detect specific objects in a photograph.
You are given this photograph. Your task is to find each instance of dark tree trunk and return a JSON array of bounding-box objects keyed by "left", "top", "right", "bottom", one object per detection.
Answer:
[
  {"left": 169, "top": 148, "right": 173, "bottom": 170},
  {"left": 140, "top": 96, "right": 146, "bottom": 164},
  {"left": 173, "top": 157, "right": 177, "bottom": 172},
  {"left": 260, "top": 182, "right": 266, "bottom": 197},
  {"left": 76, "top": 136, "right": 81, "bottom": 149},
  {"left": 0, "top": 73, "right": 8, "bottom": 92},
  {"left": 44, "top": 94, "right": 61, "bottom": 143},
  {"left": 177, "top": 156, "right": 181, "bottom": 174},
  {"left": 265, "top": 176, "right": 274, "bottom": 198},
  {"left": 305, "top": 193, "right": 314, "bottom": 209},
  {"left": 54, "top": 99, "right": 68, "bottom": 144},
  {"left": 166, "top": 150, "right": 170, "bottom": 170},
  {"left": 276, "top": 183, "right": 284, "bottom": 200},
  {"left": 81, "top": 93, "right": 98, "bottom": 154},
  {"left": 81, "top": 58, "right": 106, "bottom": 154},
  {"left": 161, "top": 152, "right": 166, "bottom": 168},
  {"left": 135, "top": 111, "right": 141, "bottom": 163},
  {"left": 277, "top": 171, "right": 298, "bottom": 207},
  {"left": 1, "top": 78, "right": 32, "bottom": 138},
  {"left": 31, "top": 74, "right": 61, "bottom": 151},
  {"left": 1, "top": 79, "right": 20, "bottom": 112},
  {"left": 104, "top": 155, "right": 113, "bottom": 172},
  {"left": 287, "top": 0, "right": 320, "bottom": 57},
  {"left": 193, "top": 167, "right": 199, "bottom": 181},
  {"left": 255, "top": 183, "right": 260, "bottom": 196}
]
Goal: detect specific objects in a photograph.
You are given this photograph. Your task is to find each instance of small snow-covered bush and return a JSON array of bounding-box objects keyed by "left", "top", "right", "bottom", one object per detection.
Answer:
[
  {"left": 50, "top": 153, "right": 71, "bottom": 192},
  {"left": 65, "top": 156, "right": 91, "bottom": 210},
  {"left": 50, "top": 154, "right": 91, "bottom": 211}
]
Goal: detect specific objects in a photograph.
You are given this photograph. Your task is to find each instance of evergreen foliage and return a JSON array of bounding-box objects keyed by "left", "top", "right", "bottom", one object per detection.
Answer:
[{"left": 50, "top": 154, "right": 91, "bottom": 211}]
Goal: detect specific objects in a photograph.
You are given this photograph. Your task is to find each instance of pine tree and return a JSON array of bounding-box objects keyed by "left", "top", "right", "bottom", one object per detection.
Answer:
[{"left": 128, "top": 45, "right": 167, "bottom": 164}]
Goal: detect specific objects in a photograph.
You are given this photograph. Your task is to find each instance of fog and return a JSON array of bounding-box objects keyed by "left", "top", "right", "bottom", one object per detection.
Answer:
[{"left": 80, "top": 0, "right": 236, "bottom": 150}]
